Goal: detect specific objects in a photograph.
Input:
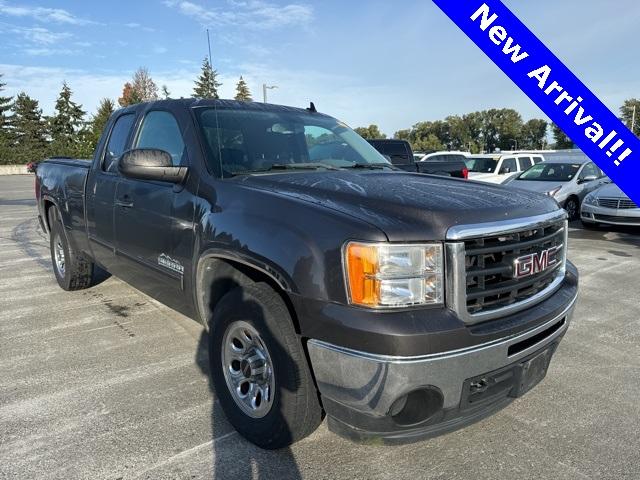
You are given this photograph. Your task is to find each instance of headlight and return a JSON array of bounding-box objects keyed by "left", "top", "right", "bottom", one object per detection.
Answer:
[
  {"left": 343, "top": 242, "right": 443, "bottom": 308},
  {"left": 584, "top": 193, "right": 598, "bottom": 206},
  {"left": 546, "top": 186, "right": 562, "bottom": 197}
]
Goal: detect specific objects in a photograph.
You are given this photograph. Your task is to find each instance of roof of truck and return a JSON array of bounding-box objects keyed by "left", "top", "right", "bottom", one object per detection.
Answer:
[{"left": 117, "top": 98, "right": 331, "bottom": 118}]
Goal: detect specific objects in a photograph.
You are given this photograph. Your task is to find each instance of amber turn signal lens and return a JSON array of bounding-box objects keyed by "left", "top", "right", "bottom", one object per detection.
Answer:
[{"left": 345, "top": 243, "right": 380, "bottom": 306}]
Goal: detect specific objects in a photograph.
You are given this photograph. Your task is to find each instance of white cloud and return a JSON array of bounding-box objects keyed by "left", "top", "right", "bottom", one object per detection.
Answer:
[
  {"left": 0, "top": 1, "right": 96, "bottom": 25},
  {"left": 163, "top": 0, "right": 313, "bottom": 29},
  {"left": 24, "top": 47, "right": 76, "bottom": 56},
  {"left": 153, "top": 46, "right": 168, "bottom": 54},
  {"left": 7, "top": 25, "right": 72, "bottom": 45}
]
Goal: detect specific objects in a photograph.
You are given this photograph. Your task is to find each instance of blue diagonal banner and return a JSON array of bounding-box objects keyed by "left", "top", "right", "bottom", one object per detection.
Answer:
[{"left": 432, "top": 0, "right": 640, "bottom": 204}]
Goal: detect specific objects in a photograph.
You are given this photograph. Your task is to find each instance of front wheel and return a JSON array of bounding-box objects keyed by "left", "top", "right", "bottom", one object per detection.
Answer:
[
  {"left": 564, "top": 197, "right": 579, "bottom": 221},
  {"left": 209, "top": 283, "right": 323, "bottom": 449}
]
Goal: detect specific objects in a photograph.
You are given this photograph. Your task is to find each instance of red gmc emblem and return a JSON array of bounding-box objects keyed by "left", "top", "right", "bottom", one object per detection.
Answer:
[{"left": 514, "top": 246, "right": 561, "bottom": 279}]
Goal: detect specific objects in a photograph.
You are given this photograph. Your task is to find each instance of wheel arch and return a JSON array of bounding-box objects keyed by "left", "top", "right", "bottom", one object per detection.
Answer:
[{"left": 195, "top": 253, "right": 301, "bottom": 335}]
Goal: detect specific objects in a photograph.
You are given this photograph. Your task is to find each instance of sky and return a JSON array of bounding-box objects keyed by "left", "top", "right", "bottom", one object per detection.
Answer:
[{"left": 0, "top": 0, "right": 638, "bottom": 136}]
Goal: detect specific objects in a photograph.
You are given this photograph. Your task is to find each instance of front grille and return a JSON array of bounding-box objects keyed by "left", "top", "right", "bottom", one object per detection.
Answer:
[
  {"left": 463, "top": 220, "right": 565, "bottom": 315},
  {"left": 598, "top": 197, "right": 638, "bottom": 209}
]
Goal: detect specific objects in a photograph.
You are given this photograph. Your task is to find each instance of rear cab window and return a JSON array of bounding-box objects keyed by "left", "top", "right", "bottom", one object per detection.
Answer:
[{"left": 103, "top": 114, "right": 135, "bottom": 173}]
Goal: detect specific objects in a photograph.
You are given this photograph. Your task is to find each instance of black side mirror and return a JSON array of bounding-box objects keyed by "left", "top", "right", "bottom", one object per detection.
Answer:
[
  {"left": 118, "top": 149, "right": 188, "bottom": 183},
  {"left": 578, "top": 175, "right": 597, "bottom": 184}
]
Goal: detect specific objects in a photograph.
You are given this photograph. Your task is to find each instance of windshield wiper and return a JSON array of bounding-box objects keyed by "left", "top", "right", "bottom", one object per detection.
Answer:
[
  {"left": 241, "top": 163, "right": 341, "bottom": 174},
  {"left": 344, "top": 163, "right": 392, "bottom": 170}
]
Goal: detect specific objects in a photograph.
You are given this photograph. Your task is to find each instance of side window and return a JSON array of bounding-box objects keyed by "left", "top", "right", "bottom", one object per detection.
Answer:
[
  {"left": 580, "top": 162, "right": 598, "bottom": 180},
  {"left": 532, "top": 156, "right": 543, "bottom": 164},
  {"left": 519, "top": 156, "right": 533, "bottom": 170},
  {"left": 135, "top": 111, "right": 186, "bottom": 166},
  {"left": 103, "top": 114, "right": 135, "bottom": 173},
  {"left": 501, "top": 158, "right": 517, "bottom": 173}
]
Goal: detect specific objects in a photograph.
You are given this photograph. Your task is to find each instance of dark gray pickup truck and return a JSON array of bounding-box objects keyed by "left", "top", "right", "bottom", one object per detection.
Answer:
[{"left": 36, "top": 99, "right": 578, "bottom": 449}]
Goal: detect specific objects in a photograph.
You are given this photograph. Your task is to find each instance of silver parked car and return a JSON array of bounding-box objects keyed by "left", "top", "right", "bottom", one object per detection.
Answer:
[
  {"left": 581, "top": 183, "right": 640, "bottom": 227},
  {"left": 503, "top": 158, "right": 608, "bottom": 220}
]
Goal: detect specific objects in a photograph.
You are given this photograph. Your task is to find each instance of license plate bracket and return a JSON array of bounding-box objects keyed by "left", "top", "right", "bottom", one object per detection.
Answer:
[{"left": 512, "top": 342, "right": 558, "bottom": 397}]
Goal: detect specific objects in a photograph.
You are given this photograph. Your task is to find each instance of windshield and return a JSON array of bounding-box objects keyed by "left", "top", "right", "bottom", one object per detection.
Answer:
[
  {"left": 465, "top": 157, "right": 498, "bottom": 173},
  {"left": 517, "top": 163, "right": 581, "bottom": 182},
  {"left": 195, "top": 108, "right": 390, "bottom": 176}
]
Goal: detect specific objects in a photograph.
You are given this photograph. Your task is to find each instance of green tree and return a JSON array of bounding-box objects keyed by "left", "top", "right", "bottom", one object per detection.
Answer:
[
  {"left": 8, "top": 92, "right": 49, "bottom": 163},
  {"left": 234, "top": 76, "right": 252, "bottom": 101},
  {"left": 49, "top": 82, "right": 86, "bottom": 157},
  {"left": 0, "top": 73, "right": 14, "bottom": 164},
  {"left": 394, "top": 129, "right": 411, "bottom": 141},
  {"left": 87, "top": 98, "right": 115, "bottom": 153},
  {"left": 520, "top": 119, "right": 548, "bottom": 150},
  {"left": 161, "top": 85, "right": 171, "bottom": 99},
  {"left": 552, "top": 123, "right": 574, "bottom": 149},
  {"left": 354, "top": 124, "right": 385, "bottom": 139},
  {"left": 193, "top": 57, "right": 222, "bottom": 99},
  {"left": 620, "top": 98, "right": 640, "bottom": 137}
]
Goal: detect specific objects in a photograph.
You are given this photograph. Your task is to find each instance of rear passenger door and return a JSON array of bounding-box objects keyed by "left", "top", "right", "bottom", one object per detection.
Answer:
[
  {"left": 86, "top": 112, "right": 136, "bottom": 270},
  {"left": 113, "top": 109, "right": 188, "bottom": 295}
]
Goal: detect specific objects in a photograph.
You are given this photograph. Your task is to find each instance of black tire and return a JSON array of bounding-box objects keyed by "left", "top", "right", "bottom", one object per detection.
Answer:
[
  {"left": 49, "top": 211, "right": 94, "bottom": 291},
  {"left": 209, "top": 282, "right": 323, "bottom": 449},
  {"left": 564, "top": 197, "right": 580, "bottom": 221}
]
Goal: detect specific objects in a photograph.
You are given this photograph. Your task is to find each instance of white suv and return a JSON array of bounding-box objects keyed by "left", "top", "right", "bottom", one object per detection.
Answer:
[{"left": 466, "top": 153, "right": 544, "bottom": 184}]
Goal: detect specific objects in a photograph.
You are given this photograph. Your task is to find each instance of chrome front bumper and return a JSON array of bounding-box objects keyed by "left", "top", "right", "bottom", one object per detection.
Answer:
[
  {"left": 307, "top": 291, "right": 577, "bottom": 440},
  {"left": 581, "top": 203, "right": 640, "bottom": 226}
]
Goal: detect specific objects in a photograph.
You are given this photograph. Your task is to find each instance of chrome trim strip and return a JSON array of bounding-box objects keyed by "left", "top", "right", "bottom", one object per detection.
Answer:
[
  {"left": 446, "top": 210, "right": 567, "bottom": 241},
  {"left": 308, "top": 290, "right": 576, "bottom": 364}
]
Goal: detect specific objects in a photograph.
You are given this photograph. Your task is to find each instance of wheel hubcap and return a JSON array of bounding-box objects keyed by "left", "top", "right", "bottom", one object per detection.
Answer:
[
  {"left": 567, "top": 201, "right": 577, "bottom": 218},
  {"left": 54, "top": 235, "right": 65, "bottom": 277},
  {"left": 222, "top": 321, "right": 275, "bottom": 418}
]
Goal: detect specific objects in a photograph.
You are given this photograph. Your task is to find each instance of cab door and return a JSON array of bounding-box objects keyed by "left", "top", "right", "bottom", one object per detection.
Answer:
[{"left": 113, "top": 109, "right": 190, "bottom": 300}]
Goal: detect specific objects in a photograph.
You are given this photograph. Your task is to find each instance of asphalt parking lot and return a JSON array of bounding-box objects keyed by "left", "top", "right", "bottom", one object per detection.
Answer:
[{"left": 1, "top": 174, "right": 639, "bottom": 480}]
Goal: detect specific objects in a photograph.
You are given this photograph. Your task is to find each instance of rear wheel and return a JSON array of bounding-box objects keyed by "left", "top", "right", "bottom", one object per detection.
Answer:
[
  {"left": 209, "top": 282, "right": 323, "bottom": 449},
  {"left": 49, "top": 211, "right": 94, "bottom": 291}
]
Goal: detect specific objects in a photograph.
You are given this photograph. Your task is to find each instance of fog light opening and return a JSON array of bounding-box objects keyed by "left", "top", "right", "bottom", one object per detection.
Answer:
[{"left": 389, "top": 387, "right": 444, "bottom": 427}]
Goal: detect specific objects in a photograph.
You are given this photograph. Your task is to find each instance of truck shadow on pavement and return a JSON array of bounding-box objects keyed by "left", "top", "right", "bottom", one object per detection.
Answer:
[{"left": 194, "top": 281, "right": 305, "bottom": 480}]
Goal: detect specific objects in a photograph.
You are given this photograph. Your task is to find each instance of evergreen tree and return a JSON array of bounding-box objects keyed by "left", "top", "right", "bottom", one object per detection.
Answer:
[
  {"left": 0, "top": 73, "right": 14, "bottom": 164},
  {"left": 87, "top": 98, "right": 115, "bottom": 153},
  {"left": 9, "top": 92, "right": 49, "bottom": 163},
  {"left": 552, "top": 123, "right": 574, "bottom": 149},
  {"left": 193, "top": 57, "right": 222, "bottom": 99},
  {"left": 234, "top": 76, "right": 252, "bottom": 101},
  {"left": 50, "top": 82, "right": 86, "bottom": 157}
]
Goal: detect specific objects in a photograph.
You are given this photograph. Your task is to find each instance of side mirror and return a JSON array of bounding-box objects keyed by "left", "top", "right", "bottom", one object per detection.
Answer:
[
  {"left": 579, "top": 175, "right": 597, "bottom": 184},
  {"left": 118, "top": 149, "right": 188, "bottom": 183},
  {"left": 499, "top": 166, "right": 511, "bottom": 174}
]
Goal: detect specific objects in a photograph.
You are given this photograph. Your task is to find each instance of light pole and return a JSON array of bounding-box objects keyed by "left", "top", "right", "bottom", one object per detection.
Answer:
[
  {"left": 512, "top": 140, "right": 518, "bottom": 151},
  {"left": 632, "top": 104, "right": 636, "bottom": 134},
  {"left": 263, "top": 84, "right": 278, "bottom": 103}
]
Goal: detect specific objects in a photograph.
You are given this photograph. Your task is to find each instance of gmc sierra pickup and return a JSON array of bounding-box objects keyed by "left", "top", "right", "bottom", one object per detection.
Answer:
[{"left": 36, "top": 99, "right": 578, "bottom": 449}]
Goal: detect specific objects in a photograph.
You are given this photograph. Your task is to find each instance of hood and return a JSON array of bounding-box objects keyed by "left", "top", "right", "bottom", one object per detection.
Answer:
[
  {"left": 507, "top": 180, "right": 566, "bottom": 195},
  {"left": 594, "top": 182, "right": 626, "bottom": 198},
  {"left": 234, "top": 171, "right": 559, "bottom": 241}
]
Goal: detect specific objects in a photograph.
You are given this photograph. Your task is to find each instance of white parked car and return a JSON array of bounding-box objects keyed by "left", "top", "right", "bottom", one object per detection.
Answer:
[
  {"left": 581, "top": 183, "right": 640, "bottom": 228},
  {"left": 466, "top": 153, "right": 544, "bottom": 184}
]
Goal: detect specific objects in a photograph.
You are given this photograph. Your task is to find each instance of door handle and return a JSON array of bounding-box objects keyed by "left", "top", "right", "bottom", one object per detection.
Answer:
[{"left": 115, "top": 196, "right": 134, "bottom": 208}]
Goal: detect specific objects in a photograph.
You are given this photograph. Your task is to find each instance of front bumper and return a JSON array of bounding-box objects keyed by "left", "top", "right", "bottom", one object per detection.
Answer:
[
  {"left": 581, "top": 203, "right": 640, "bottom": 226},
  {"left": 307, "top": 288, "right": 577, "bottom": 444}
]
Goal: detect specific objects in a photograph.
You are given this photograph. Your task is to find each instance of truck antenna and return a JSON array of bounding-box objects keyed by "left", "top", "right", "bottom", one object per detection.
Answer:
[{"left": 307, "top": 102, "right": 317, "bottom": 113}]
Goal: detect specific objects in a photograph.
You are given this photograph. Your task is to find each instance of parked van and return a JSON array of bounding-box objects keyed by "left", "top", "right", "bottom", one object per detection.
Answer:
[{"left": 466, "top": 153, "right": 544, "bottom": 184}]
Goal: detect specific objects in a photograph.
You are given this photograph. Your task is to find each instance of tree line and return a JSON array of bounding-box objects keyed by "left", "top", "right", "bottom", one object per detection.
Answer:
[
  {"left": 0, "top": 58, "right": 252, "bottom": 165},
  {"left": 0, "top": 62, "right": 637, "bottom": 164},
  {"left": 355, "top": 100, "right": 640, "bottom": 154}
]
